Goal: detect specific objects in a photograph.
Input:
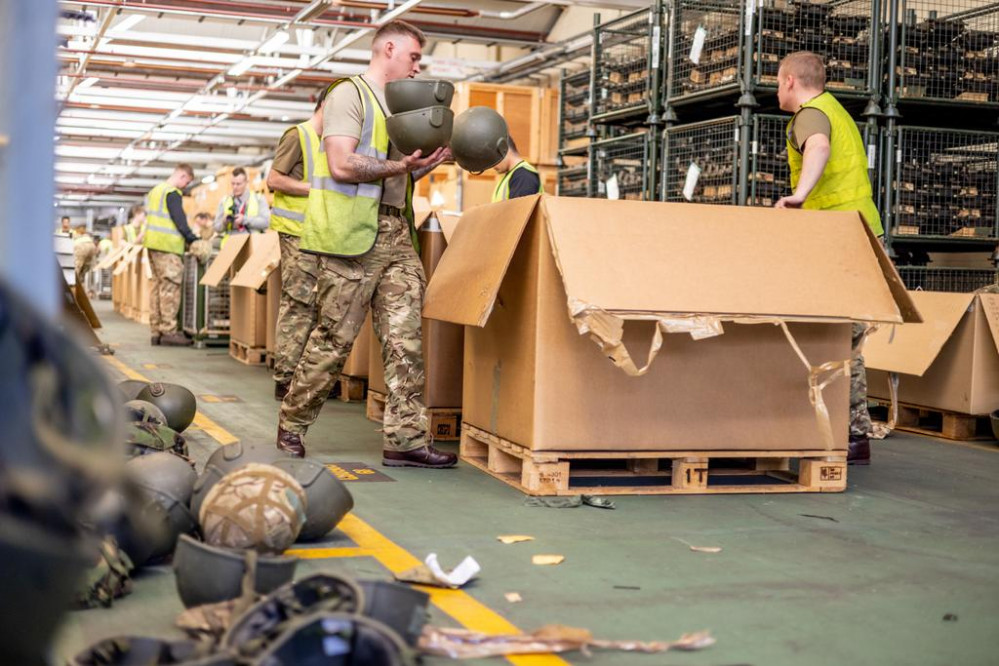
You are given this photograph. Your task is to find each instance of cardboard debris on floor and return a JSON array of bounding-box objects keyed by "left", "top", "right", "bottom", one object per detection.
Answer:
[
  {"left": 497, "top": 535, "right": 534, "bottom": 544},
  {"left": 419, "top": 624, "right": 716, "bottom": 658},
  {"left": 532, "top": 555, "right": 565, "bottom": 566},
  {"left": 423, "top": 195, "right": 919, "bottom": 457},
  {"left": 395, "top": 553, "right": 480, "bottom": 589},
  {"left": 504, "top": 592, "right": 523, "bottom": 603},
  {"left": 671, "top": 537, "right": 722, "bottom": 553},
  {"left": 866, "top": 290, "right": 999, "bottom": 415}
]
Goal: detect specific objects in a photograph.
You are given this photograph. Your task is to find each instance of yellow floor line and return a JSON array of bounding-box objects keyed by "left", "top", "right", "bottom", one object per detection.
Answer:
[
  {"left": 102, "top": 354, "right": 569, "bottom": 666},
  {"left": 284, "top": 547, "right": 370, "bottom": 559}
]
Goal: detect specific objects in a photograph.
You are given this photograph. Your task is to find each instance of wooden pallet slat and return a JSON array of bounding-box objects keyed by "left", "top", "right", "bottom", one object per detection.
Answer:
[
  {"left": 229, "top": 340, "right": 267, "bottom": 366},
  {"left": 870, "top": 399, "right": 995, "bottom": 442},
  {"left": 459, "top": 424, "right": 848, "bottom": 496},
  {"left": 336, "top": 374, "right": 367, "bottom": 403},
  {"left": 365, "top": 390, "right": 461, "bottom": 441}
]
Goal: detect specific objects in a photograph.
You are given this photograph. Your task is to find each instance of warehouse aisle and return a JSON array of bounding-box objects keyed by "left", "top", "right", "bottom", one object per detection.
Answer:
[{"left": 56, "top": 301, "right": 999, "bottom": 666}]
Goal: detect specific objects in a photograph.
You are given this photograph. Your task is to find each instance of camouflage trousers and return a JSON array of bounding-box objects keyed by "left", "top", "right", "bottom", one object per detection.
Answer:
[
  {"left": 74, "top": 242, "right": 97, "bottom": 286},
  {"left": 281, "top": 214, "right": 427, "bottom": 452},
  {"left": 850, "top": 322, "right": 873, "bottom": 439},
  {"left": 273, "top": 233, "right": 318, "bottom": 385},
  {"left": 149, "top": 250, "right": 183, "bottom": 334}
]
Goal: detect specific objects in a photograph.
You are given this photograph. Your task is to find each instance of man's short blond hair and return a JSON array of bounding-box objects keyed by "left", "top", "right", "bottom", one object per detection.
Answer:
[
  {"left": 373, "top": 20, "right": 426, "bottom": 48},
  {"left": 174, "top": 163, "right": 195, "bottom": 179},
  {"left": 780, "top": 51, "right": 826, "bottom": 89}
]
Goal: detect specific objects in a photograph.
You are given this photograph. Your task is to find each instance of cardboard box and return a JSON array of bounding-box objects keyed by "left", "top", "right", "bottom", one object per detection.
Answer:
[
  {"left": 265, "top": 268, "right": 281, "bottom": 354},
  {"left": 203, "top": 231, "right": 277, "bottom": 349},
  {"left": 866, "top": 290, "right": 999, "bottom": 415},
  {"left": 368, "top": 211, "right": 464, "bottom": 408},
  {"left": 342, "top": 314, "right": 372, "bottom": 378},
  {"left": 423, "top": 196, "right": 918, "bottom": 453}
]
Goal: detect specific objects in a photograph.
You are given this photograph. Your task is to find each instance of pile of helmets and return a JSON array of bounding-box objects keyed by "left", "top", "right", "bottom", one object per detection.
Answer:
[
  {"left": 384, "top": 78, "right": 454, "bottom": 157},
  {"left": 71, "top": 573, "right": 429, "bottom": 665},
  {"left": 450, "top": 106, "right": 510, "bottom": 174}
]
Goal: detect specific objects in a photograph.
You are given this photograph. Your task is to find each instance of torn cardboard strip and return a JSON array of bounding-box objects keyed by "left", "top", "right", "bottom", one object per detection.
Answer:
[{"left": 395, "top": 553, "right": 480, "bottom": 589}]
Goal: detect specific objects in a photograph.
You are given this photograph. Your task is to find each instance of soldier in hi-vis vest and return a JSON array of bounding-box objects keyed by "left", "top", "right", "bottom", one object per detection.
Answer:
[
  {"left": 276, "top": 20, "right": 456, "bottom": 469},
  {"left": 491, "top": 135, "right": 543, "bottom": 202},
  {"left": 267, "top": 87, "right": 330, "bottom": 401},
  {"left": 212, "top": 166, "right": 270, "bottom": 246},
  {"left": 775, "top": 51, "right": 883, "bottom": 466},
  {"left": 143, "top": 164, "right": 199, "bottom": 346}
]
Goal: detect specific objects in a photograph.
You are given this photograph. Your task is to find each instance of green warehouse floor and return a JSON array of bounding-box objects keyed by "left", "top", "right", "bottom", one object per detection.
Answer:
[{"left": 56, "top": 300, "right": 999, "bottom": 665}]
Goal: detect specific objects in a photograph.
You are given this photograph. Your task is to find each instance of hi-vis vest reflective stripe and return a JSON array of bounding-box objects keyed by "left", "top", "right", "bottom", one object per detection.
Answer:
[
  {"left": 491, "top": 160, "right": 544, "bottom": 202},
  {"left": 787, "top": 92, "right": 884, "bottom": 236},
  {"left": 270, "top": 122, "right": 321, "bottom": 237},
  {"left": 143, "top": 182, "right": 185, "bottom": 255},
  {"left": 302, "top": 76, "right": 416, "bottom": 257}
]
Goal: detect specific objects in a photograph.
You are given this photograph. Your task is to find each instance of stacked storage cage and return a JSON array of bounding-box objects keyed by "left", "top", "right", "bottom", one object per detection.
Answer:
[
  {"left": 556, "top": 69, "right": 592, "bottom": 198},
  {"left": 882, "top": 0, "right": 999, "bottom": 291},
  {"left": 662, "top": 0, "right": 879, "bottom": 207},
  {"left": 182, "top": 252, "right": 231, "bottom": 348}
]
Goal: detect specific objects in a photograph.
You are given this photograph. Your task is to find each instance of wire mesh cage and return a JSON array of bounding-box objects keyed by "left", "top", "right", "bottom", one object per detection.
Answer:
[
  {"left": 893, "top": 1, "right": 999, "bottom": 105},
  {"left": 661, "top": 116, "right": 739, "bottom": 204},
  {"left": 592, "top": 132, "right": 652, "bottom": 200},
  {"left": 559, "top": 69, "right": 591, "bottom": 149},
  {"left": 557, "top": 158, "right": 590, "bottom": 197},
  {"left": 182, "top": 253, "right": 230, "bottom": 342},
  {"left": 668, "top": 0, "right": 874, "bottom": 103},
  {"left": 748, "top": 114, "right": 792, "bottom": 207},
  {"left": 89, "top": 267, "right": 113, "bottom": 300},
  {"left": 890, "top": 126, "right": 999, "bottom": 239},
  {"left": 896, "top": 266, "right": 998, "bottom": 291},
  {"left": 594, "top": 8, "right": 657, "bottom": 119}
]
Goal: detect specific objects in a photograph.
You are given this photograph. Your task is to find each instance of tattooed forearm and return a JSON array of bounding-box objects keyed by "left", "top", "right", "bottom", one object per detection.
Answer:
[{"left": 342, "top": 154, "right": 407, "bottom": 183}]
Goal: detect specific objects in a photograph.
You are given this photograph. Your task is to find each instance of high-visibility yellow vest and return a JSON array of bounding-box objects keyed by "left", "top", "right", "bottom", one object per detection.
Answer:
[
  {"left": 220, "top": 194, "right": 262, "bottom": 248},
  {"left": 787, "top": 92, "right": 884, "bottom": 236},
  {"left": 124, "top": 224, "right": 137, "bottom": 244},
  {"left": 98, "top": 238, "right": 113, "bottom": 254},
  {"left": 491, "top": 160, "right": 544, "bottom": 202},
  {"left": 270, "top": 122, "right": 321, "bottom": 238},
  {"left": 143, "top": 182, "right": 185, "bottom": 255},
  {"left": 302, "top": 76, "right": 416, "bottom": 257},
  {"left": 73, "top": 233, "right": 92, "bottom": 247}
]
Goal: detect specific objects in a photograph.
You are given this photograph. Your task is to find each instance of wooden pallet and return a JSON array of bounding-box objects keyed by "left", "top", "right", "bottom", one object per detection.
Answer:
[
  {"left": 366, "top": 390, "right": 461, "bottom": 441},
  {"left": 265, "top": 352, "right": 275, "bottom": 371},
  {"left": 870, "top": 400, "right": 996, "bottom": 441},
  {"left": 337, "top": 374, "right": 367, "bottom": 403},
  {"left": 460, "top": 424, "right": 847, "bottom": 496},
  {"left": 228, "top": 340, "right": 267, "bottom": 366}
]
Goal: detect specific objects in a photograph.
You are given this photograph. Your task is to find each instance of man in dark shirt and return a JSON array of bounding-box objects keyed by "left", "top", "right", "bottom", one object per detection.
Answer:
[
  {"left": 143, "top": 163, "right": 198, "bottom": 346},
  {"left": 491, "top": 136, "right": 543, "bottom": 202}
]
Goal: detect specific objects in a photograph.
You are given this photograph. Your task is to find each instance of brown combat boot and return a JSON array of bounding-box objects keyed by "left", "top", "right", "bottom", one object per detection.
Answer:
[
  {"left": 848, "top": 434, "right": 870, "bottom": 465},
  {"left": 150, "top": 334, "right": 161, "bottom": 346},
  {"left": 274, "top": 381, "right": 290, "bottom": 401},
  {"left": 277, "top": 426, "right": 305, "bottom": 457},
  {"left": 160, "top": 332, "right": 192, "bottom": 347},
  {"left": 383, "top": 446, "right": 457, "bottom": 469}
]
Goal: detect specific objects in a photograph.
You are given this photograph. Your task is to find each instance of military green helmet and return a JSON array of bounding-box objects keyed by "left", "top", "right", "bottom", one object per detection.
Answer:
[
  {"left": 124, "top": 400, "right": 167, "bottom": 426},
  {"left": 223, "top": 573, "right": 364, "bottom": 656},
  {"left": 251, "top": 612, "right": 415, "bottom": 666},
  {"left": 190, "top": 441, "right": 290, "bottom": 519},
  {"left": 118, "top": 380, "right": 150, "bottom": 402},
  {"left": 172, "top": 534, "right": 297, "bottom": 608},
  {"left": 386, "top": 106, "right": 454, "bottom": 157},
  {"left": 271, "top": 457, "right": 354, "bottom": 541},
  {"left": 358, "top": 581, "right": 430, "bottom": 648},
  {"left": 136, "top": 382, "right": 197, "bottom": 433},
  {"left": 125, "top": 453, "right": 199, "bottom": 560},
  {"left": 124, "top": 422, "right": 188, "bottom": 460},
  {"left": 450, "top": 106, "right": 509, "bottom": 173},
  {"left": 69, "top": 635, "right": 236, "bottom": 665},
  {"left": 385, "top": 79, "right": 455, "bottom": 114}
]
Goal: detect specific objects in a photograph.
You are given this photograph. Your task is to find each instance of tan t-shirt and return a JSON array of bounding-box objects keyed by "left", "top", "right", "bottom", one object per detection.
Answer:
[
  {"left": 323, "top": 77, "right": 406, "bottom": 209},
  {"left": 790, "top": 107, "right": 832, "bottom": 153},
  {"left": 272, "top": 127, "right": 304, "bottom": 181}
]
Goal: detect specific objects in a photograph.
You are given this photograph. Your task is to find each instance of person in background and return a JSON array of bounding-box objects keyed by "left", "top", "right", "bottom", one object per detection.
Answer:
[
  {"left": 72, "top": 224, "right": 97, "bottom": 289},
  {"left": 59, "top": 215, "right": 72, "bottom": 234},
  {"left": 143, "top": 163, "right": 198, "bottom": 347},
  {"left": 125, "top": 204, "right": 146, "bottom": 245},
  {"left": 491, "top": 135, "right": 543, "bottom": 202},
  {"left": 774, "top": 51, "right": 883, "bottom": 466},
  {"left": 213, "top": 167, "right": 270, "bottom": 246},
  {"left": 267, "top": 86, "right": 329, "bottom": 401},
  {"left": 192, "top": 212, "right": 214, "bottom": 242}
]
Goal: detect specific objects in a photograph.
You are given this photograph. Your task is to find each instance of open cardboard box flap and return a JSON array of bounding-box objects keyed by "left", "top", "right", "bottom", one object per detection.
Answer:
[
  {"left": 865, "top": 291, "right": 974, "bottom": 376},
  {"left": 201, "top": 233, "right": 251, "bottom": 287},
  {"left": 867, "top": 291, "right": 999, "bottom": 376},
  {"left": 231, "top": 231, "right": 281, "bottom": 289},
  {"left": 424, "top": 195, "right": 919, "bottom": 329}
]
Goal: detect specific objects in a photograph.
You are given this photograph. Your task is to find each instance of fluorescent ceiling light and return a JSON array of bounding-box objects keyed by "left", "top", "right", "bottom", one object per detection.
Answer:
[
  {"left": 294, "top": 0, "right": 333, "bottom": 23},
  {"left": 259, "top": 30, "right": 290, "bottom": 54},
  {"left": 228, "top": 57, "right": 256, "bottom": 77},
  {"left": 201, "top": 174, "right": 216, "bottom": 184},
  {"left": 110, "top": 14, "right": 146, "bottom": 33}
]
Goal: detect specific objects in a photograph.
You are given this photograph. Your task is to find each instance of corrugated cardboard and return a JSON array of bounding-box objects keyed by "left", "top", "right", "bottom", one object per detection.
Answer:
[
  {"left": 342, "top": 314, "right": 372, "bottom": 378},
  {"left": 866, "top": 291, "right": 999, "bottom": 415},
  {"left": 368, "top": 214, "right": 464, "bottom": 408},
  {"left": 230, "top": 231, "right": 281, "bottom": 289},
  {"left": 201, "top": 233, "right": 251, "bottom": 287},
  {"left": 265, "top": 268, "right": 281, "bottom": 354},
  {"left": 225, "top": 233, "right": 277, "bottom": 348},
  {"left": 423, "top": 195, "right": 917, "bottom": 453}
]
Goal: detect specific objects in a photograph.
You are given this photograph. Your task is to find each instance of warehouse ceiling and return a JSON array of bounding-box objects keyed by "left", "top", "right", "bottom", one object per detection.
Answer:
[{"left": 56, "top": 0, "right": 643, "bottom": 209}]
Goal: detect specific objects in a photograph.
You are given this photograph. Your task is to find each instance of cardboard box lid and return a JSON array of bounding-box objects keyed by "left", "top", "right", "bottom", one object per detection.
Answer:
[
  {"left": 866, "top": 291, "right": 998, "bottom": 376},
  {"left": 425, "top": 195, "right": 919, "bottom": 328},
  {"left": 201, "top": 233, "right": 251, "bottom": 286},
  {"left": 231, "top": 231, "right": 281, "bottom": 289},
  {"left": 97, "top": 244, "right": 129, "bottom": 271},
  {"left": 438, "top": 212, "right": 461, "bottom": 243}
]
